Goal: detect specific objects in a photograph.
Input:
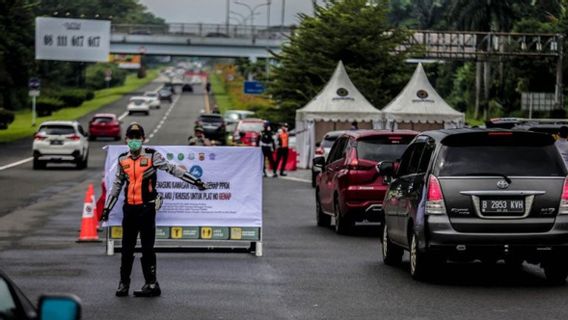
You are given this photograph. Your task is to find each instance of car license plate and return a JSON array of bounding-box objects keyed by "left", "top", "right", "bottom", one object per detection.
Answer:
[
  {"left": 50, "top": 140, "right": 63, "bottom": 145},
  {"left": 481, "top": 199, "right": 524, "bottom": 214}
]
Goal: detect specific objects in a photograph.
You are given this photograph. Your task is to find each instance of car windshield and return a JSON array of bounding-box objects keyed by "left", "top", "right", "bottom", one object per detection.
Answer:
[
  {"left": 131, "top": 99, "right": 145, "bottom": 105},
  {"left": 437, "top": 145, "right": 565, "bottom": 176},
  {"left": 145, "top": 93, "right": 157, "bottom": 97},
  {"left": 224, "top": 113, "right": 240, "bottom": 121},
  {"left": 357, "top": 136, "right": 413, "bottom": 162},
  {"left": 39, "top": 125, "right": 75, "bottom": 135},
  {"left": 92, "top": 117, "right": 114, "bottom": 124},
  {"left": 238, "top": 122, "right": 263, "bottom": 132}
]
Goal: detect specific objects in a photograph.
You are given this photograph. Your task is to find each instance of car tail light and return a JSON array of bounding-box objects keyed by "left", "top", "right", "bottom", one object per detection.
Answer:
[
  {"left": 346, "top": 148, "right": 359, "bottom": 170},
  {"left": 67, "top": 134, "right": 81, "bottom": 141},
  {"left": 34, "top": 133, "right": 47, "bottom": 141},
  {"left": 488, "top": 132, "right": 513, "bottom": 136},
  {"left": 559, "top": 177, "right": 568, "bottom": 215},
  {"left": 425, "top": 175, "right": 446, "bottom": 215}
]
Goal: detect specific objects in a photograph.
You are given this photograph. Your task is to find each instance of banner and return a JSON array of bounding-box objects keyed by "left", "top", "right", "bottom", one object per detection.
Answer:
[
  {"left": 36, "top": 17, "right": 110, "bottom": 62},
  {"left": 109, "top": 54, "right": 141, "bottom": 69},
  {"left": 104, "top": 146, "right": 262, "bottom": 228}
]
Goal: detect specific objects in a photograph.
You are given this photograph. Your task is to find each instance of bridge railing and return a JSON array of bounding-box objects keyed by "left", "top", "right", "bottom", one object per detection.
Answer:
[{"left": 112, "top": 23, "right": 292, "bottom": 40}]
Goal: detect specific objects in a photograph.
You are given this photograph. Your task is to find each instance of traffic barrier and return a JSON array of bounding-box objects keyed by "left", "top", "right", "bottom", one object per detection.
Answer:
[
  {"left": 77, "top": 183, "right": 101, "bottom": 242},
  {"left": 270, "top": 148, "right": 298, "bottom": 171}
]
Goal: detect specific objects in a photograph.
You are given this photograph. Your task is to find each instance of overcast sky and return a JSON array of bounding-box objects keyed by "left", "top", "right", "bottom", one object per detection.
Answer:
[{"left": 139, "top": 0, "right": 320, "bottom": 26}]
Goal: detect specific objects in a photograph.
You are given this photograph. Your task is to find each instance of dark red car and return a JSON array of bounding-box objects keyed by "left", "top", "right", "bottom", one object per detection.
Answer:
[
  {"left": 314, "top": 130, "right": 418, "bottom": 234},
  {"left": 88, "top": 113, "right": 121, "bottom": 140},
  {"left": 233, "top": 119, "right": 264, "bottom": 146}
]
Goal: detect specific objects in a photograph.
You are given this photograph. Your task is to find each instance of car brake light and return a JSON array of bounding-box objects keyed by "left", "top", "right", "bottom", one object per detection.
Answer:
[
  {"left": 488, "top": 132, "right": 513, "bottom": 136},
  {"left": 559, "top": 177, "right": 568, "bottom": 215},
  {"left": 34, "top": 133, "right": 47, "bottom": 141},
  {"left": 425, "top": 175, "right": 446, "bottom": 215},
  {"left": 67, "top": 134, "right": 81, "bottom": 141},
  {"left": 346, "top": 148, "right": 359, "bottom": 170}
]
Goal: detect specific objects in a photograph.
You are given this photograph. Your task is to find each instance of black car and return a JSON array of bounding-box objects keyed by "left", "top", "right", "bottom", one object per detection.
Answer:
[
  {"left": 197, "top": 114, "right": 226, "bottom": 144},
  {"left": 158, "top": 89, "right": 173, "bottom": 103},
  {"left": 182, "top": 83, "right": 193, "bottom": 92},
  {"left": 0, "top": 269, "right": 81, "bottom": 319},
  {"left": 377, "top": 129, "right": 568, "bottom": 283}
]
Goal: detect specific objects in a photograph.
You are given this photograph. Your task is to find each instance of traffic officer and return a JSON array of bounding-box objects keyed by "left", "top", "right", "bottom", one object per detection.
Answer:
[
  {"left": 258, "top": 122, "right": 277, "bottom": 178},
  {"left": 188, "top": 125, "right": 212, "bottom": 146},
  {"left": 275, "top": 123, "right": 290, "bottom": 176},
  {"left": 101, "top": 122, "right": 208, "bottom": 297}
]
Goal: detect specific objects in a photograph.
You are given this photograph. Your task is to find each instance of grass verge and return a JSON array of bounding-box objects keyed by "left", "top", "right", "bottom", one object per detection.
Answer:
[
  {"left": 0, "top": 70, "right": 159, "bottom": 143},
  {"left": 209, "top": 72, "right": 232, "bottom": 114}
]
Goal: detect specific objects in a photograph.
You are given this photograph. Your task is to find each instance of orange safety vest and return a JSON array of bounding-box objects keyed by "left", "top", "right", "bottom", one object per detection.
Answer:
[
  {"left": 279, "top": 132, "right": 289, "bottom": 148},
  {"left": 119, "top": 151, "right": 157, "bottom": 205}
]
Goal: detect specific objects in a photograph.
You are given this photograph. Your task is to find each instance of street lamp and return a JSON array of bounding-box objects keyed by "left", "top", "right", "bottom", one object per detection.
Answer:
[{"left": 234, "top": 1, "right": 270, "bottom": 27}]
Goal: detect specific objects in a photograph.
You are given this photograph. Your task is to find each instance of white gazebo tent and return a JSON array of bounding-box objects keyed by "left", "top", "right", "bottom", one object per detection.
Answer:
[
  {"left": 295, "top": 61, "right": 383, "bottom": 168},
  {"left": 382, "top": 63, "right": 464, "bottom": 131}
]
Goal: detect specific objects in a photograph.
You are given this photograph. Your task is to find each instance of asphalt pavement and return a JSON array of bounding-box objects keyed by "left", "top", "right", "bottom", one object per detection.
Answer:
[{"left": 1, "top": 80, "right": 568, "bottom": 320}]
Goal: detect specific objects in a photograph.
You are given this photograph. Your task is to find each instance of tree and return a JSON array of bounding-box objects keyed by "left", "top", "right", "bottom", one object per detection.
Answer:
[
  {"left": 447, "top": 0, "right": 518, "bottom": 32},
  {"left": 270, "top": 0, "right": 413, "bottom": 125}
]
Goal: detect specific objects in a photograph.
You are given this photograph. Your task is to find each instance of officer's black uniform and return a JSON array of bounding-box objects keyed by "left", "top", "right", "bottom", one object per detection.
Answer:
[
  {"left": 102, "top": 123, "right": 207, "bottom": 297},
  {"left": 258, "top": 127, "right": 277, "bottom": 177}
]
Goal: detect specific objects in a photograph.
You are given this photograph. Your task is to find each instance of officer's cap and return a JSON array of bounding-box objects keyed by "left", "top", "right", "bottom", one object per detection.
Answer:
[{"left": 126, "top": 122, "right": 145, "bottom": 139}]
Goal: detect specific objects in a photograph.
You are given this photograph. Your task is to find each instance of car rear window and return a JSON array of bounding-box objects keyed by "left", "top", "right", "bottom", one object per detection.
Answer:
[
  {"left": 131, "top": 99, "right": 145, "bottom": 105},
  {"left": 39, "top": 125, "right": 75, "bottom": 135},
  {"left": 321, "top": 135, "right": 339, "bottom": 148},
  {"left": 200, "top": 116, "right": 223, "bottom": 123},
  {"left": 357, "top": 136, "right": 414, "bottom": 162},
  {"left": 438, "top": 132, "right": 565, "bottom": 176},
  {"left": 92, "top": 117, "right": 114, "bottom": 124},
  {"left": 238, "top": 123, "right": 263, "bottom": 132},
  {"left": 145, "top": 93, "right": 157, "bottom": 97}
]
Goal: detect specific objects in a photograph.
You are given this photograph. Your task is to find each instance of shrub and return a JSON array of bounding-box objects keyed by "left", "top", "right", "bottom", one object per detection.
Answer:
[
  {"left": 36, "top": 97, "right": 64, "bottom": 117},
  {"left": 0, "top": 109, "right": 15, "bottom": 130},
  {"left": 86, "top": 63, "right": 127, "bottom": 89},
  {"left": 56, "top": 89, "right": 87, "bottom": 107}
]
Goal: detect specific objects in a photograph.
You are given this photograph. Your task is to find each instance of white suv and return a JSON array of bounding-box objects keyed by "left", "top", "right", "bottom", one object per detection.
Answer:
[
  {"left": 127, "top": 97, "right": 150, "bottom": 115},
  {"left": 143, "top": 92, "right": 161, "bottom": 109},
  {"left": 32, "top": 121, "right": 89, "bottom": 170}
]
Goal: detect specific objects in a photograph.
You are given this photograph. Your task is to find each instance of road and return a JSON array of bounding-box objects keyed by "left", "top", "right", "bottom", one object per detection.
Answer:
[{"left": 1, "top": 80, "right": 568, "bottom": 320}]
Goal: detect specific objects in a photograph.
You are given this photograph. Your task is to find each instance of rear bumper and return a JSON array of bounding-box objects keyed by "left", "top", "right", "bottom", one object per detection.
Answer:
[
  {"left": 34, "top": 149, "right": 81, "bottom": 162},
  {"left": 90, "top": 128, "right": 120, "bottom": 137},
  {"left": 426, "top": 214, "right": 568, "bottom": 247},
  {"left": 343, "top": 200, "right": 384, "bottom": 222}
]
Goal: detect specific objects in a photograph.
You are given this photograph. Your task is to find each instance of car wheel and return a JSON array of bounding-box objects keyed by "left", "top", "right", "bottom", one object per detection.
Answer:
[
  {"left": 315, "top": 192, "right": 331, "bottom": 227},
  {"left": 77, "top": 152, "right": 88, "bottom": 169},
  {"left": 128, "top": 111, "right": 132, "bottom": 116},
  {"left": 382, "top": 225, "right": 403, "bottom": 266},
  {"left": 334, "top": 199, "right": 353, "bottom": 235},
  {"left": 145, "top": 111, "right": 149, "bottom": 116},
  {"left": 88, "top": 135, "right": 95, "bottom": 141},
  {"left": 504, "top": 257, "right": 524, "bottom": 270},
  {"left": 157, "top": 105, "right": 161, "bottom": 109},
  {"left": 114, "top": 135, "right": 121, "bottom": 141},
  {"left": 409, "top": 233, "right": 434, "bottom": 281},
  {"left": 33, "top": 158, "right": 46, "bottom": 170},
  {"left": 543, "top": 257, "right": 568, "bottom": 285}
]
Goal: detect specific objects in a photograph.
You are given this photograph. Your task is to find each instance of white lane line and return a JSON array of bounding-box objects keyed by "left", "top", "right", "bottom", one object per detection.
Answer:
[
  {"left": 278, "top": 176, "right": 311, "bottom": 184},
  {"left": 145, "top": 95, "right": 181, "bottom": 143},
  {"left": 0, "top": 157, "right": 34, "bottom": 171},
  {"left": 118, "top": 111, "right": 128, "bottom": 121}
]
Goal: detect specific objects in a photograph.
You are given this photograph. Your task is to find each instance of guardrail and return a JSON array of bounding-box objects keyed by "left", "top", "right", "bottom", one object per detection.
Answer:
[{"left": 112, "top": 23, "right": 293, "bottom": 40}]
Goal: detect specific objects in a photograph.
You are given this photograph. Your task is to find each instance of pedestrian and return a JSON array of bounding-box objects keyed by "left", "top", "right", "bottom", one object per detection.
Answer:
[
  {"left": 188, "top": 125, "right": 212, "bottom": 146},
  {"left": 555, "top": 126, "right": 568, "bottom": 167},
  {"left": 101, "top": 122, "right": 208, "bottom": 298},
  {"left": 258, "top": 123, "right": 277, "bottom": 178},
  {"left": 350, "top": 121, "right": 359, "bottom": 130},
  {"left": 275, "top": 123, "right": 290, "bottom": 177}
]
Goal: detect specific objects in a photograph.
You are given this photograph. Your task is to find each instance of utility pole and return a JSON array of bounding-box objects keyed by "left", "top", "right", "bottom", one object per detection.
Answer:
[
  {"left": 281, "top": 0, "right": 286, "bottom": 27},
  {"left": 226, "top": 0, "right": 230, "bottom": 34}
]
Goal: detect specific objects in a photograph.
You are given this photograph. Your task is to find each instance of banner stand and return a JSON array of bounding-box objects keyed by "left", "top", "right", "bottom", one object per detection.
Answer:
[{"left": 105, "top": 226, "right": 263, "bottom": 257}]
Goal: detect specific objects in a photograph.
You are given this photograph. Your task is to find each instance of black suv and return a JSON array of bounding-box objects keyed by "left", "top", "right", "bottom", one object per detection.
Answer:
[
  {"left": 197, "top": 114, "right": 226, "bottom": 144},
  {"left": 378, "top": 129, "right": 568, "bottom": 283}
]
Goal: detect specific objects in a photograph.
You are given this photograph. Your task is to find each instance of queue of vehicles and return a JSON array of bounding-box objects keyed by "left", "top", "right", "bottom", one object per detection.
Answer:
[{"left": 312, "top": 125, "right": 568, "bottom": 284}]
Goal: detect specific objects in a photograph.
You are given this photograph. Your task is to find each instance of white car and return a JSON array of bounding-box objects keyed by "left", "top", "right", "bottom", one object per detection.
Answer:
[
  {"left": 32, "top": 121, "right": 89, "bottom": 170},
  {"left": 127, "top": 97, "right": 150, "bottom": 115},
  {"left": 190, "top": 75, "right": 203, "bottom": 85},
  {"left": 143, "top": 92, "right": 161, "bottom": 109}
]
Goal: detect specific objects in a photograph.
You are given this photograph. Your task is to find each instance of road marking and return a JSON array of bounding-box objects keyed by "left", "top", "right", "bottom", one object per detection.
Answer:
[
  {"left": 145, "top": 95, "right": 181, "bottom": 143},
  {"left": 0, "top": 157, "right": 34, "bottom": 171},
  {"left": 278, "top": 176, "right": 311, "bottom": 184},
  {"left": 118, "top": 111, "right": 128, "bottom": 121}
]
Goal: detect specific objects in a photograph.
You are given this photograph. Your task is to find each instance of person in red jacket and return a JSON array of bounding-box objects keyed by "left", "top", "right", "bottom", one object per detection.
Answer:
[
  {"left": 101, "top": 122, "right": 207, "bottom": 298},
  {"left": 275, "top": 123, "right": 290, "bottom": 176}
]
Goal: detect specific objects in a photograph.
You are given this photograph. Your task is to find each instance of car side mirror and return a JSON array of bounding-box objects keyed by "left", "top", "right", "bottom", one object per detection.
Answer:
[
  {"left": 313, "top": 156, "right": 325, "bottom": 170},
  {"left": 377, "top": 161, "right": 396, "bottom": 184},
  {"left": 39, "top": 295, "right": 81, "bottom": 320}
]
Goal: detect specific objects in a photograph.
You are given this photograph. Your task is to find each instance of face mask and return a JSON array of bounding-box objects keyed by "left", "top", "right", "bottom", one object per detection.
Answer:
[{"left": 127, "top": 139, "right": 143, "bottom": 152}]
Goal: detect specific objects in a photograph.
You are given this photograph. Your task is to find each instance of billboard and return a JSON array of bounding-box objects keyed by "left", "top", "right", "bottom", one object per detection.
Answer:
[
  {"left": 35, "top": 17, "right": 110, "bottom": 62},
  {"left": 109, "top": 54, "right": 141, "bottom": 69}
]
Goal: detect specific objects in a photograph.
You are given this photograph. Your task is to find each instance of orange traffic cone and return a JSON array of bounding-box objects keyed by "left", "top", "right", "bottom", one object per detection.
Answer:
[{"left": 77, "top": 183, "right": 101, "bottom": 242}]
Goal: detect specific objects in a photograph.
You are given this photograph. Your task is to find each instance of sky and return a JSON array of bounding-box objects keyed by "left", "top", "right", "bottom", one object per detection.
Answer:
[{"left": 139, "top": 0, "right": 321, "bottom": 26}]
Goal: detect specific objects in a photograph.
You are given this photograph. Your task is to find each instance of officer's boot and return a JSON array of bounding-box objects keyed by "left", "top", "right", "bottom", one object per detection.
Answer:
[
  {"left": 116, "top": 255, "right": 134, "bottom": 297},
  {"left": 134, "top": 258, "right": 161, "bottom": 297}
]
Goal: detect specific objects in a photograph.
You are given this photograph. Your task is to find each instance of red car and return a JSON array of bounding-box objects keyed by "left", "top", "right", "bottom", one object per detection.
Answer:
[
  {"left": 88, "top": 113, "right": 121, "bottom": 140},
  {"left": 314, "top": 130, "right": 418, "bottom": 234},
  {"left": 233, "top": 118, "right": 264, "bottom": 146}
]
